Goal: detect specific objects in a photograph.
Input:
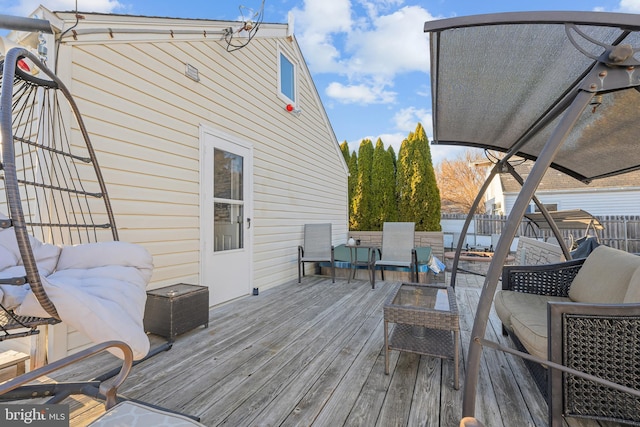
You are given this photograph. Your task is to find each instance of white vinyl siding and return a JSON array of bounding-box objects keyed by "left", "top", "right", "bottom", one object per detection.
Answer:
[
  {"left": 42, "top": 25, "right": 348, "bottom": 359},
  {"left": 53, "top": 16, "right": 347, "bottom": 303},
  {"left": 504, "top": 187, "right": 640, "bottom": 216}
]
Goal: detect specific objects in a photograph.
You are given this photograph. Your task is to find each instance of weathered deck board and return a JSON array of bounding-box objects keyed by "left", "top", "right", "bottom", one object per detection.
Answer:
[
  {"left": 304, "top": 319, "right": 385, "bottom": 426},
  {"left": 9, "top": 272, "right": 620, "bottom": 426}
]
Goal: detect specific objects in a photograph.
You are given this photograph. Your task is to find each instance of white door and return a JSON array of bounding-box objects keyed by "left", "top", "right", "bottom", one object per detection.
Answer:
[{"left": 200, "top": 126, "right": 253, "bottom": 306}]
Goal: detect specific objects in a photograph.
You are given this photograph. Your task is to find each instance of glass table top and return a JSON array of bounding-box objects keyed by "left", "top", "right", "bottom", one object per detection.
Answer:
[{"left": 391, "top": 284, "right": 450, "bottom": 311}]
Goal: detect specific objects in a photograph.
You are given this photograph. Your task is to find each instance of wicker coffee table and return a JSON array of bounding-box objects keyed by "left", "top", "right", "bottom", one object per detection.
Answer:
[{"left": 384, "top": 282, "right": 459, "bottom": 389}]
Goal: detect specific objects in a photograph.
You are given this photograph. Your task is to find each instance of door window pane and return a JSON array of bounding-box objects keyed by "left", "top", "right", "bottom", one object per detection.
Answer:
[
  {"left": 214, "top": 149, "right": 243, "bottom": 200},
  {"left": 214, "top": 148, "right": 244, "bottom": 252},
  {"left": 214, "top": 203, "right": 244, "bottom": 251}
]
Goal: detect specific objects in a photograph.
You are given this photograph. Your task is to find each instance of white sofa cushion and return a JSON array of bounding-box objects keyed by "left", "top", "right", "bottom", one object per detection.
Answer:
[
  {"left": 495, "top": 290, "right": 569, "bottom": 330},
  {"left": 495, "top": 290, "right": 570, "bottom": 359},
  {"left": 568, "top": 245, "right": 640, "bottom": 304},
  {"left": 510, "top": 306, "right": 549, "bottom": 361}
]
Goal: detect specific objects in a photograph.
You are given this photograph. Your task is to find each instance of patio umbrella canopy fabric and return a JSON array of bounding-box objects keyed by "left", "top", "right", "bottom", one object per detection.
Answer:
[{"left": 425, "top": 11, "right": 640, "bottom": 183}]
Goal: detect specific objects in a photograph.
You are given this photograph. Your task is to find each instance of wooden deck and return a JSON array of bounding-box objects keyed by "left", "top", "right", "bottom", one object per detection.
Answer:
[{"left": 43, "top": 273, "right": 622, "bottom": 426}]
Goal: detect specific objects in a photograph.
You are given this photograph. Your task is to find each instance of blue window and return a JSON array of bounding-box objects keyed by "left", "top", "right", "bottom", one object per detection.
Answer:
[{"left": 279, "top": 52, "right": 295, "bottom": 103}]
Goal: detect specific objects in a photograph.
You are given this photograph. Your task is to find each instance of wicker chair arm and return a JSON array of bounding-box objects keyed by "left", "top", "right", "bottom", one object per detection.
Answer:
[
  {"left": 547, "top": 302, "right": 640, "bottom": 425},
  {"left": 501, "top": 257, "right": 586, "bottom": 297}
]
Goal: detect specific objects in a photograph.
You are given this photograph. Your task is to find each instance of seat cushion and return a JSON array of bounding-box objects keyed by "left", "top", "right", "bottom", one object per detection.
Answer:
[
  {"left": 494, "top": 290, "right": 569, "bottom": 330},
  {"left": 375, "top": 260, "right": 412, "bottom": 268},
  {"left": 88, "top": 401, "right": 205, "bottom": 426},
  {"left": 624, "top": 266, "right": 640, "bottom": 303},
  {"left": 495, "top": 291, "right": 570, "bottom": 360},
  {"left": 569, "top": 246, "right": 640, "bottom": 303}
]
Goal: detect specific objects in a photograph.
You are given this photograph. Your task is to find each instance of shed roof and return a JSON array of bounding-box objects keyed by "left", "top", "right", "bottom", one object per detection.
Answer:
[{"left": 424, "top": 11, "right": 640, "bottom": 183}]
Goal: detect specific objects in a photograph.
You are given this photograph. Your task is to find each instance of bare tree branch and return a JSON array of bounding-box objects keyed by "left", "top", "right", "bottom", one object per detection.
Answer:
[{"left": 436, "top": 149, "right": 487, "bottom": 214}]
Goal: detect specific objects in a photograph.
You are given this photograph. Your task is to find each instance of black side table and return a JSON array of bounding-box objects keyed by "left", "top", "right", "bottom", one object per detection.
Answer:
[{"left": 144, "top": 284, "right": 209, "bottom": 342}]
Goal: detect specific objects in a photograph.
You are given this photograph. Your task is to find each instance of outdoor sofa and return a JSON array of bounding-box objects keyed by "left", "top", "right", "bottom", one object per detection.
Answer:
[{"left": 495, "top": 245, "right": 640, "bottom": 425}]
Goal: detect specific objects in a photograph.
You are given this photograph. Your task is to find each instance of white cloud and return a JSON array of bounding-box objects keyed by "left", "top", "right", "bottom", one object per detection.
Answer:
[
  {"left": 389, "top": 107, "right": 466, "bottom": 164},
  {"left": 346, "top": 132, "right": 405, "bottom": 156},
  {"left": 617, "top": 0, "right": 640, "bottom": 12},
  {"left": 357, "top": 1, "right": 404, "bottom": 16},
  {"left": 297, "top": 31, "right": 346, "bottom": 73},
  {"left": 346, "top": 130, "right": 461, "bottom": 166},
  {"left": 293, "top": 0, "right": 436, "bottom": 105},
  {"left": 326, "top": 81, "right": 396, "bottom": 104},
  {"left": 393, "top": 107, "right": 432, "bottom": 137},
  {"left": 431, "top": 145, "right": 468, "bottom": 166},
  {"left": 6, "top": 0, "right": 124, "bottom": 16},
  {"left": 291, "top": 0, "right": 352, "bottom": 73},
  {"left": 294, "top": 0, "right": 352, "bottom": 34},
  {"left": 346, "top": 104, "right": 442, "bottom": 161},
  {"left": 344, "top": 6, "right": 431, "bottom": 79}
]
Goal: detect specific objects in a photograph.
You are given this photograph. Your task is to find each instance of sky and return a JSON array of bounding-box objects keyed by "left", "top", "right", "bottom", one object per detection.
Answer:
[{"left": 2, "top": 0, "right": 639, "bottom": 164}]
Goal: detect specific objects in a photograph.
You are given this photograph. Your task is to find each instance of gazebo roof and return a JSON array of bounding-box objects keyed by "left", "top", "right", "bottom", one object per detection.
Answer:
[{"left": 424, "top": 11, "right": 640, "bottom": 183}]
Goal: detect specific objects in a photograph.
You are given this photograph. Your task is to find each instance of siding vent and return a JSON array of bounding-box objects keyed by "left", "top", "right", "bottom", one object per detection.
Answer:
[{"left": 185, "top": 63, "right": 200, "bottom": 82}]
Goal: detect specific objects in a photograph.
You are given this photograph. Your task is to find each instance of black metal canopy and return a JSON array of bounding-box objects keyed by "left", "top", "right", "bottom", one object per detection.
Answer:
[{"left": 425, "top": 11, "right": 640, "bottom": 183}]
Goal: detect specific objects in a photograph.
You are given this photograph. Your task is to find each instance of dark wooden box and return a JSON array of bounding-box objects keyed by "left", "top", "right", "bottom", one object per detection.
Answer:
[{"left": 144, "top": 283, "right": 209, "bottom": 342}]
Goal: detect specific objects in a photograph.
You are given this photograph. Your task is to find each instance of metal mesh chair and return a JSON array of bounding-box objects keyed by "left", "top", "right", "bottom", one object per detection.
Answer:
[
  {"left": 0, "top": 45, "right": 139, "bottom": 415},
  {"left": 0, "top": 47, "right": 118, "bottom": 342},
  {"left": 298, "top": 223, "right": 335, "bottom": 283},
  {"left": 0, "top": 40, "right": 200, "bottom": 424},
  {"left": 372, "top": 222, "right": 417, "bottom": 288}
]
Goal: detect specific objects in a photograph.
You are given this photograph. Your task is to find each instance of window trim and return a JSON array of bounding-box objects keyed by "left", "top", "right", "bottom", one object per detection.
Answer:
[{"left": 277, "top": 46, "right": 297, "bottom": 106}]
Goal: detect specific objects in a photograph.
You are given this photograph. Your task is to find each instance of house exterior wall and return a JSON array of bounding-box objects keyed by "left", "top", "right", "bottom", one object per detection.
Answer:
[
  {"left": 35, "top": 12, "right": 348, "bottom": 359},
  {"left": 487, "top": 157, "right": 640, "bottom": 217},
  {"left": 503, "top": 187, "right": 640, "bottom": 216},
  {"left": 484, "top": 173, "right": 505, "bottom": 215}
]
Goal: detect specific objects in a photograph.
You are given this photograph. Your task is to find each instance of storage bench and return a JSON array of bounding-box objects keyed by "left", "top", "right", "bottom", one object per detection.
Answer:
[{"left": 144, "top": 284, "right": 209, "bottom": 342}]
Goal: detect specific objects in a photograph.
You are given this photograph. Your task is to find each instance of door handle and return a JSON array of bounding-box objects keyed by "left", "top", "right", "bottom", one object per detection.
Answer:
[{"left": 247, "top": 218, "right": 251, "bottom": 229}]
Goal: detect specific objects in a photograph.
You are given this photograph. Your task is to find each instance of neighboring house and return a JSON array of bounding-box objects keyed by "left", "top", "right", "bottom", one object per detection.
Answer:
[
  {"left": 484, "top": 159, "right": 640, "bottom": 216},
  {"left": 5, "top": 7, "right": 348, "bottom": 361}
]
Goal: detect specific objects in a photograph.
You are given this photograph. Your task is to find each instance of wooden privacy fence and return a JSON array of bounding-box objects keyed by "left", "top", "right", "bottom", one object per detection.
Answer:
[{"left": 443, "top": 214, "right": 640, "bottom": 254}]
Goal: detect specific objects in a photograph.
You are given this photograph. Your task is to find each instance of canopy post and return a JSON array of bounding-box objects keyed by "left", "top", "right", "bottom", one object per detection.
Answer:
[
  {"left": 462, "top": 89, "right": 595, "bottom": 417},
  {"left": 504, "top": 163, "right": 572, "bottom": 259},
  {"left": 449, "top": 162, "right": 501, "bottom": 287}
]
